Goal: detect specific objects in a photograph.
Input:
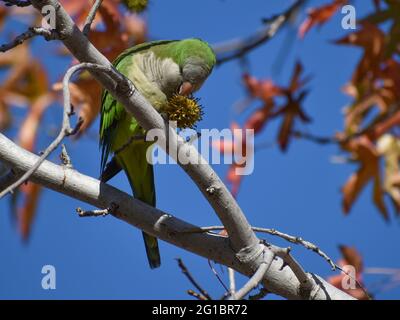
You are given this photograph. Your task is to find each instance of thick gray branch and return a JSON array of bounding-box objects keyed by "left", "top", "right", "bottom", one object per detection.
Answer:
[{"left": 0, "top": 133, "right": 354, "bottom": 300}]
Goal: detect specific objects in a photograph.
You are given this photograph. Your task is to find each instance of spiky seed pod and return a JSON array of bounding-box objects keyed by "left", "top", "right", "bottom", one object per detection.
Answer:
[
  {"left": 163, "top": 94, "right": 203, "bottom": 129},
  {"left": 122, "top": 0, "right": 148, "bottom": 12}
]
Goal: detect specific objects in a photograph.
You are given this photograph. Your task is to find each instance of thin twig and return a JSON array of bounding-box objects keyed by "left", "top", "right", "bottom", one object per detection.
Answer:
[
  {"left": 1, "top": 0, "right": 31, "bottom": 7},
  {"left": 230, "top": 250, "right": 273, "bottom": 300},
  {"left": 177, "top": 258, "right": 212, "bottom": 300},
  {"left": 207, "top": 259, "right": 229, "bottom": 293},
  {"left": 187, "top": 290, "right": 208, "bottom": 300},
  {"left": 213, "top": 0, "right": 305, "bottom": 65},
  {"left": 292, "top": 130, "right": 337, "bottom": 145},
  {"left": 228, "top": 267, "right": 236, "bottom": 296},
  {"left": 0, "top": 63, "right": 111, "bottom": 198},
  {"left": 60, "top": 144, "right": 73, "bottom": 168},
  {"left": 76, "top": 202, "right": 118, "bottom": 217},
  {"left": 183, "top": 225, "right": 338, "bottom": 271},
  {"left": 0, "top": 27, "right": 59, "bottom": 52},
  {"left": 82, "top": 0, "right": 103, "bottom": 37}
]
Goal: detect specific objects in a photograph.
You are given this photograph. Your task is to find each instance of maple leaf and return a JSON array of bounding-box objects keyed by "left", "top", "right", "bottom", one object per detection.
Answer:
[
  {"left": 363, "top": 0, "right": 400, "bottom": 57},
  {"left": 341, "top": 135, "right": 389, "bottom": 219},
  {"left": 277, "top": 62, "right": 311, "bottom": 151},
  {"left": 212, "top": 122, "right": 253, "bottom": 198},
  {"left": 242, "top": 73, "right": 282, "bottom": 103},
  {"left": 299, "top": 0, "right": 347, "bottom": 38},
  {"left": 16, "top": 93, "right": 55, "bottom": 239},
  {"left": 335, "top": 22, "right": 386, "bottom": 87}
]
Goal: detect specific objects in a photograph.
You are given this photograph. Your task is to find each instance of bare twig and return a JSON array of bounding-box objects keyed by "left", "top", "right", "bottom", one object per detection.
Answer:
[
  {"left": 1, "top": 0, "right": 31, "bottom": 7},
  {"left": 184, "top": 225, "right": 338, "bottom": 271},
  {"left": 187, "top": 290, "right": 208, "bottom": 300},
  {"left": 82, "top": 0, "right": 103, "bottom": 37},
  {"left": 77, "top": 202, "right": 118, "bottom": 217},
  {"left": 177, "top": 258, "right": 212, "bottom": 300},
  {"left": 60, "top": 144, "right": 73, "bottom": 168},
  {"left": 0, "top": 63, "right": 110, "bottom": 198},
  {"left": 292, "top": 130, "right": 337, "bottom": 145},
  {"left": 228, "top": 267, "right": 236, "bottom": 297},
  {"left": 213, "top": 0, "right": 305, "bottom": 65},
  {"left": 0, "top": 27, "right": 59, "bottom": 52},
  {"left": 207, "top": 260, "right": 229, "bottom": 293},
  {"left": 230, "top": 250, "right": 274, "bottom": 300}
]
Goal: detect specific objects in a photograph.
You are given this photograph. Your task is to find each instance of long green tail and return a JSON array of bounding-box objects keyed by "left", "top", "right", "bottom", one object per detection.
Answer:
[{"left": 116, "top": 140, "right": 161, "bottom": 269}]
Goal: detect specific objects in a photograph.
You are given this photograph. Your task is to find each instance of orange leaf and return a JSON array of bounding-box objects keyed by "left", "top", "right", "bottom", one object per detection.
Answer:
[
  {"left": 341, "top": 136, "right": 388, "bottom": 219},
  {"left": 339, "top": 245, "right": 363, "bottom": 273},
  {"left": 299, "top": 0, "right": 347, "bottom": 38},
  {"left": 18, "top": 182, "right": 42, "bottom": 240}
]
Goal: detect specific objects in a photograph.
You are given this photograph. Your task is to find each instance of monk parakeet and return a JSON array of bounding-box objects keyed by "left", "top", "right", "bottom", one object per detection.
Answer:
[{"left": 99, "top": 39, "right": 216, "bottom": 269}]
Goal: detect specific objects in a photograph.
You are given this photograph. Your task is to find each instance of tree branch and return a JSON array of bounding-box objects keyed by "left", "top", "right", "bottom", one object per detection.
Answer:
[
  {"left": 0, "top": 133, "right": 355, "bottom": 300},
  {"left": 82, "top": 0, "right": 103, "bottom": 37},
  {"left": 212, "top": 0, "right": 306, "bottom": 66},
  {"left": 177, "top": 258, "right": 212, "bottom": 300},
  {"left": 185, "top": 225, "right": 338, "bottom": 271},
  {"left": 1, "top": 0, "right": 355, "bottom": 300},
  {"left": 271, "top": 246, "right": 314, "bottom": 297},
  {"left": 1, "top": 0, "right": 31, "bottom": 7},
  {"left": 0, "top": 27, "right": 59, "bottom": 53},
  {"left": 229, "top": 250, "right": 274, "bottom": 300}
]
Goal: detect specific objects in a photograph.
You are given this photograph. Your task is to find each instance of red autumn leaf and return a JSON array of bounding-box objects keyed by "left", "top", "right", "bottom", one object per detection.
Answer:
[
  {"left": 16, "top": 93, "right": 54, "bottom": 239},
  {"left": 244, "top": 103, "right": 273, "bottom": 134},
  {"left": 299, "top": 0, "right": 347, "bottom": 38},
  {"left": 341, "top": 135, "right": 389, "bottom": 219},
  {"left": 213, "top": 122, "right": 253, "bottom": 198},
  {"left": 18, "top": 182, "right": 42, "bottom": 240},
  {"left": 242, "top": 74, "right": 282, "bottom": 103},
  {"left": 335, "top": 22, "right": 385, "bottom": 85},
  {"left": 339, "top": 245, "right": 363, "bottom": 273},
  {"left": 277, "top": 90, "right": 311, "bottom": 152}
]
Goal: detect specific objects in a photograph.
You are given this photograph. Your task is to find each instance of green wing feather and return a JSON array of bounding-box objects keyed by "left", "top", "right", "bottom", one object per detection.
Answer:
[
  {"left": 99, "top": 40, "right": 178, "bottom": 171},
  {"left": 99, "top": 40, "right": 178, "bottom": 269}
]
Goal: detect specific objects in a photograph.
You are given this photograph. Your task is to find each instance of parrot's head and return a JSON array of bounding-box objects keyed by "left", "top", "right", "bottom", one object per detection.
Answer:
[{"left": 175, "top": 38, "right": 216, "bottom": 96}]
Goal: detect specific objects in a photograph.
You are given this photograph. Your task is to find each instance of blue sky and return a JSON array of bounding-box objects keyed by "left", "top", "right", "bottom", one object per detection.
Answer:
[{"left": 1, "top": 0, "right": 399, "bottom": 299}]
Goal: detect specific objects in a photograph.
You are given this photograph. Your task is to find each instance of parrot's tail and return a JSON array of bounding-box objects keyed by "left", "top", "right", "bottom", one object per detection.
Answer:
[
  {"left": 115, "top": 140, "right": 161, "bottom": 269},
  {"left": 142, "top": 232, "right": 161, "bottom": 269}
]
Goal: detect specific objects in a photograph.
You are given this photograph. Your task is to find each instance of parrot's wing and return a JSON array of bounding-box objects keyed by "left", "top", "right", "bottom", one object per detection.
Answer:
[
  {"left": 99, "top": 40, "right": 178, "bottom": 172},
  {"left": 99, "top": 90, "right": 123, "bottom": 173},
  {"left": 112, "top": 39, "right": 178, "bottom": 67}
]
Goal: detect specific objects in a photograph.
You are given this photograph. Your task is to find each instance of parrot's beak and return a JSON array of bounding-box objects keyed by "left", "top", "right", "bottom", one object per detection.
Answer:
[{"left": 179, "top": 81, "right": 194, "bottom": 96}]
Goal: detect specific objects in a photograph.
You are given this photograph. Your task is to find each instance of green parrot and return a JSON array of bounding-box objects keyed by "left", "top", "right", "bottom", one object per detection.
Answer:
[{"left": 99, "top": 38, "right": 216, "bottom": 269}]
